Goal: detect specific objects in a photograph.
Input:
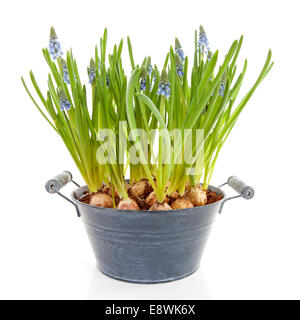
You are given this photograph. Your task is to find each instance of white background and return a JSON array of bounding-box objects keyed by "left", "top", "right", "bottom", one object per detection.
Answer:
[{"left": 0, "top": 0, "right": 300, "bottom": 299}]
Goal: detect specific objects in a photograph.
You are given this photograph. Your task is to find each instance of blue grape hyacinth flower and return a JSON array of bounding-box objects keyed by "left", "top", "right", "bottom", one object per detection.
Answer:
[
  {"left": 147, "top": 57, "right": 153, "bottom": 75},
  {"left": 157, "top": 69, "right": 171, "bottom": 98},
  {"left": 62, "top": 66, "right": 70, "bottom": 84},
  {"left": 88, "top": 58, "right": 96, "bottom": 84},
  {"left": 139, "top": 68, "right": 147, "bottom": 91},
  {"left": 147, "top": 58, "right": 153, "bottom": 90},
  {"left": 49, "top": 27, "right": 63, "bottom": 60},
  {"left": 59, "top": 58, "right": 70, "bottom": 84},
  {"left": 175, "top": 54, "right": 184, "bottom": 77},
  {"left": 58, "top": 88, "right": 71, "bottom": 111},
  {"left": 148, "top": 62, "right": 153, "bottom": 75},
  {"left": 219, "top": 71, "right": 227, "bottom": 97},
  {"left": 175, "top": 38, "right": 185, "bottom": 63},
  {"left": 219, "top": 83, "right": 225, "bottom": 97},
  {"left": 198, "top": 25, "right": 210, "bottom": 54}
]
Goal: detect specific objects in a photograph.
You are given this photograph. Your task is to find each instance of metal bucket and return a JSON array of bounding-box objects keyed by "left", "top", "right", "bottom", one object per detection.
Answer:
[{"left": 45, "top": 172, "right": 254, "bottom": 284}]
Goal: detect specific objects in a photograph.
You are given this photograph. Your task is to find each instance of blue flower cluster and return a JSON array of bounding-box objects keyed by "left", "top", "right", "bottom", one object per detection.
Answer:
[
  {"left": 147, "top": 59, "right": 154, "bottom": 90},
  {"left": 58, "top": 89, "right": 71, "bottom": 111},
  {"left": 219, "top": 71, "right": 227, "bottom": 97},
  {"left": 88, "top": 59, "right": 96, "bottom": 84},
  {"left": 146, "top": 59, "right": 156, "bottom": 84},
  {"left": 140, "top": 79, "right": 146, "bottom": 91},
  {"left": 148, "top": 63, "right": 153, "bottom": 75},
  {"left": 49, "top": 27, "right": 63, "bottom": 60},
  {"left": 157, "top": 69, "right": 171, "bottom": 98},
  {"left": 175, "top": 38, "right": 184, "bottom": 63},
  {"left": 89, "top": 70, "right": 95, "bottom": 83},
  {"left": 198, "top": 25, "right": 210, "bottom": 54},
  {"left": 139, "top": 68, "right": 147, "bottom": 91},
  {"left": 60, "top": 58, "right": 70, "bottom": 84},
  {"left": 62, "top": 65, "right": 70, "bottom": 84},
  {"left": 175, "top": 54, "right": 184, "bottom": 77},
  {"left": 219, "top": 83, "right": 225, "bottom": 97}
]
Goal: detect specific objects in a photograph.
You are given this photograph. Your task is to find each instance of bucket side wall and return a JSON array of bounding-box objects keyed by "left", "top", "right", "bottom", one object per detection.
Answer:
[{"left": 72, "top": 186, "right": 224, "bottom": 283}]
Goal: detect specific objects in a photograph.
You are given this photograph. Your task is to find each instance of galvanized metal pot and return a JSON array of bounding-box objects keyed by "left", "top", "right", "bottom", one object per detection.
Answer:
[{"left": 45, "top": 172, "right": 254, "bottom": 284}]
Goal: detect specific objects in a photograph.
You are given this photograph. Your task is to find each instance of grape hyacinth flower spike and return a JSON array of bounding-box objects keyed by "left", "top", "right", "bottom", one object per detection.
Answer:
[
  {"left": 175, "top": 38, "right": 185, "bottom": 63},
  {"left": 157, "top": 69, "right": 171, "bottom": 98},
  {"left": 153, "top": 65, "right": 157, "bottom": 83},
  {"left": 198, "top": 25, "right": 210, "bottom": 54},
  {"left": 58, "top": 88, "right": 71, "bottom": 111},
  {"left": 49, "top": 27, "right": 63, "bottom": 60},
  {"left": 59, "top": 58, "right": 70, "bottom": 84},
  {"left": 147, "top": 58, "right": 153, "bottom": 75},
  {"left": 219, "top": 70, "right": 227, "bottom": 97},
  {"left": 139, "top": 68, "right": 147, "bottom": 91},
  {"left": 88, "top": 58, "right": 96, "bottom": 84},
  {"left": 175, "top": 54, "right": 184, "bottom": 77},
  {"left": 147, "top": 58, "right": 153, "bottom": 91},
  {"left": 207, "top": 50, "right": 213, "bottom": 61}
]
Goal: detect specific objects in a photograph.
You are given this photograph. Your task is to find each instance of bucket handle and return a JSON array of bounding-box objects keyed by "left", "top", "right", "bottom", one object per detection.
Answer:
[
  {"left": 218, "top": 176, "right": 255, "bottom": 214},
  {"left": 45, "top": 171, "right": 81, "bottom": 217}
]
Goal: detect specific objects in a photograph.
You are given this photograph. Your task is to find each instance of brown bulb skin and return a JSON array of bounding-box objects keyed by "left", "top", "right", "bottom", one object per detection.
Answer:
[
  {"left": 117, "top": 199, "right": 140, "bottom": 210},
  {"left": 90, "top": 193, "right": 113, "bottom": 208},
  {"left": 146, "top": 192, "right": 169, "bottom": 207},
  {"left": 149, "top": 202, "right": 172, "bottom": 211},
  {"left": 171, "top": 197, "right": 194, "bottom": 210},
  {"left": 187, "top": 186, "right": 207, "bottom": 206},
  {"left": 131, "top": 180, "right": 152, "bottom": 199}
]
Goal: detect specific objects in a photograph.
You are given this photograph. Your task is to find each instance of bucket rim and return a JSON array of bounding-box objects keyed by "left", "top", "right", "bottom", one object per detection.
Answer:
[{"left": 71, "top": 184, "right": 226, "bottom": 215}]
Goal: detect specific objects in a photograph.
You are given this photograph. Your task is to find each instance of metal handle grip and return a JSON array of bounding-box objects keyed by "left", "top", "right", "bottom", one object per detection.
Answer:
[
  {"left": 227, "top": 176, "right": 255, "bottom": 199},
  {"left": 45, "top": 171, "right": 73, "bottom": 194},
  {"left": 45, "top": 171, "right": 81, "bottom": 217},
  {"left": 218, "top": 176, "right": 255, "bottom": 213}
]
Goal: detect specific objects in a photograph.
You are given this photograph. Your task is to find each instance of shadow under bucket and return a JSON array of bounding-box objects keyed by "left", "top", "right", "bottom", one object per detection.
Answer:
[{"left": 46, "top": 172, "right": 254, "bottom": 284}]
